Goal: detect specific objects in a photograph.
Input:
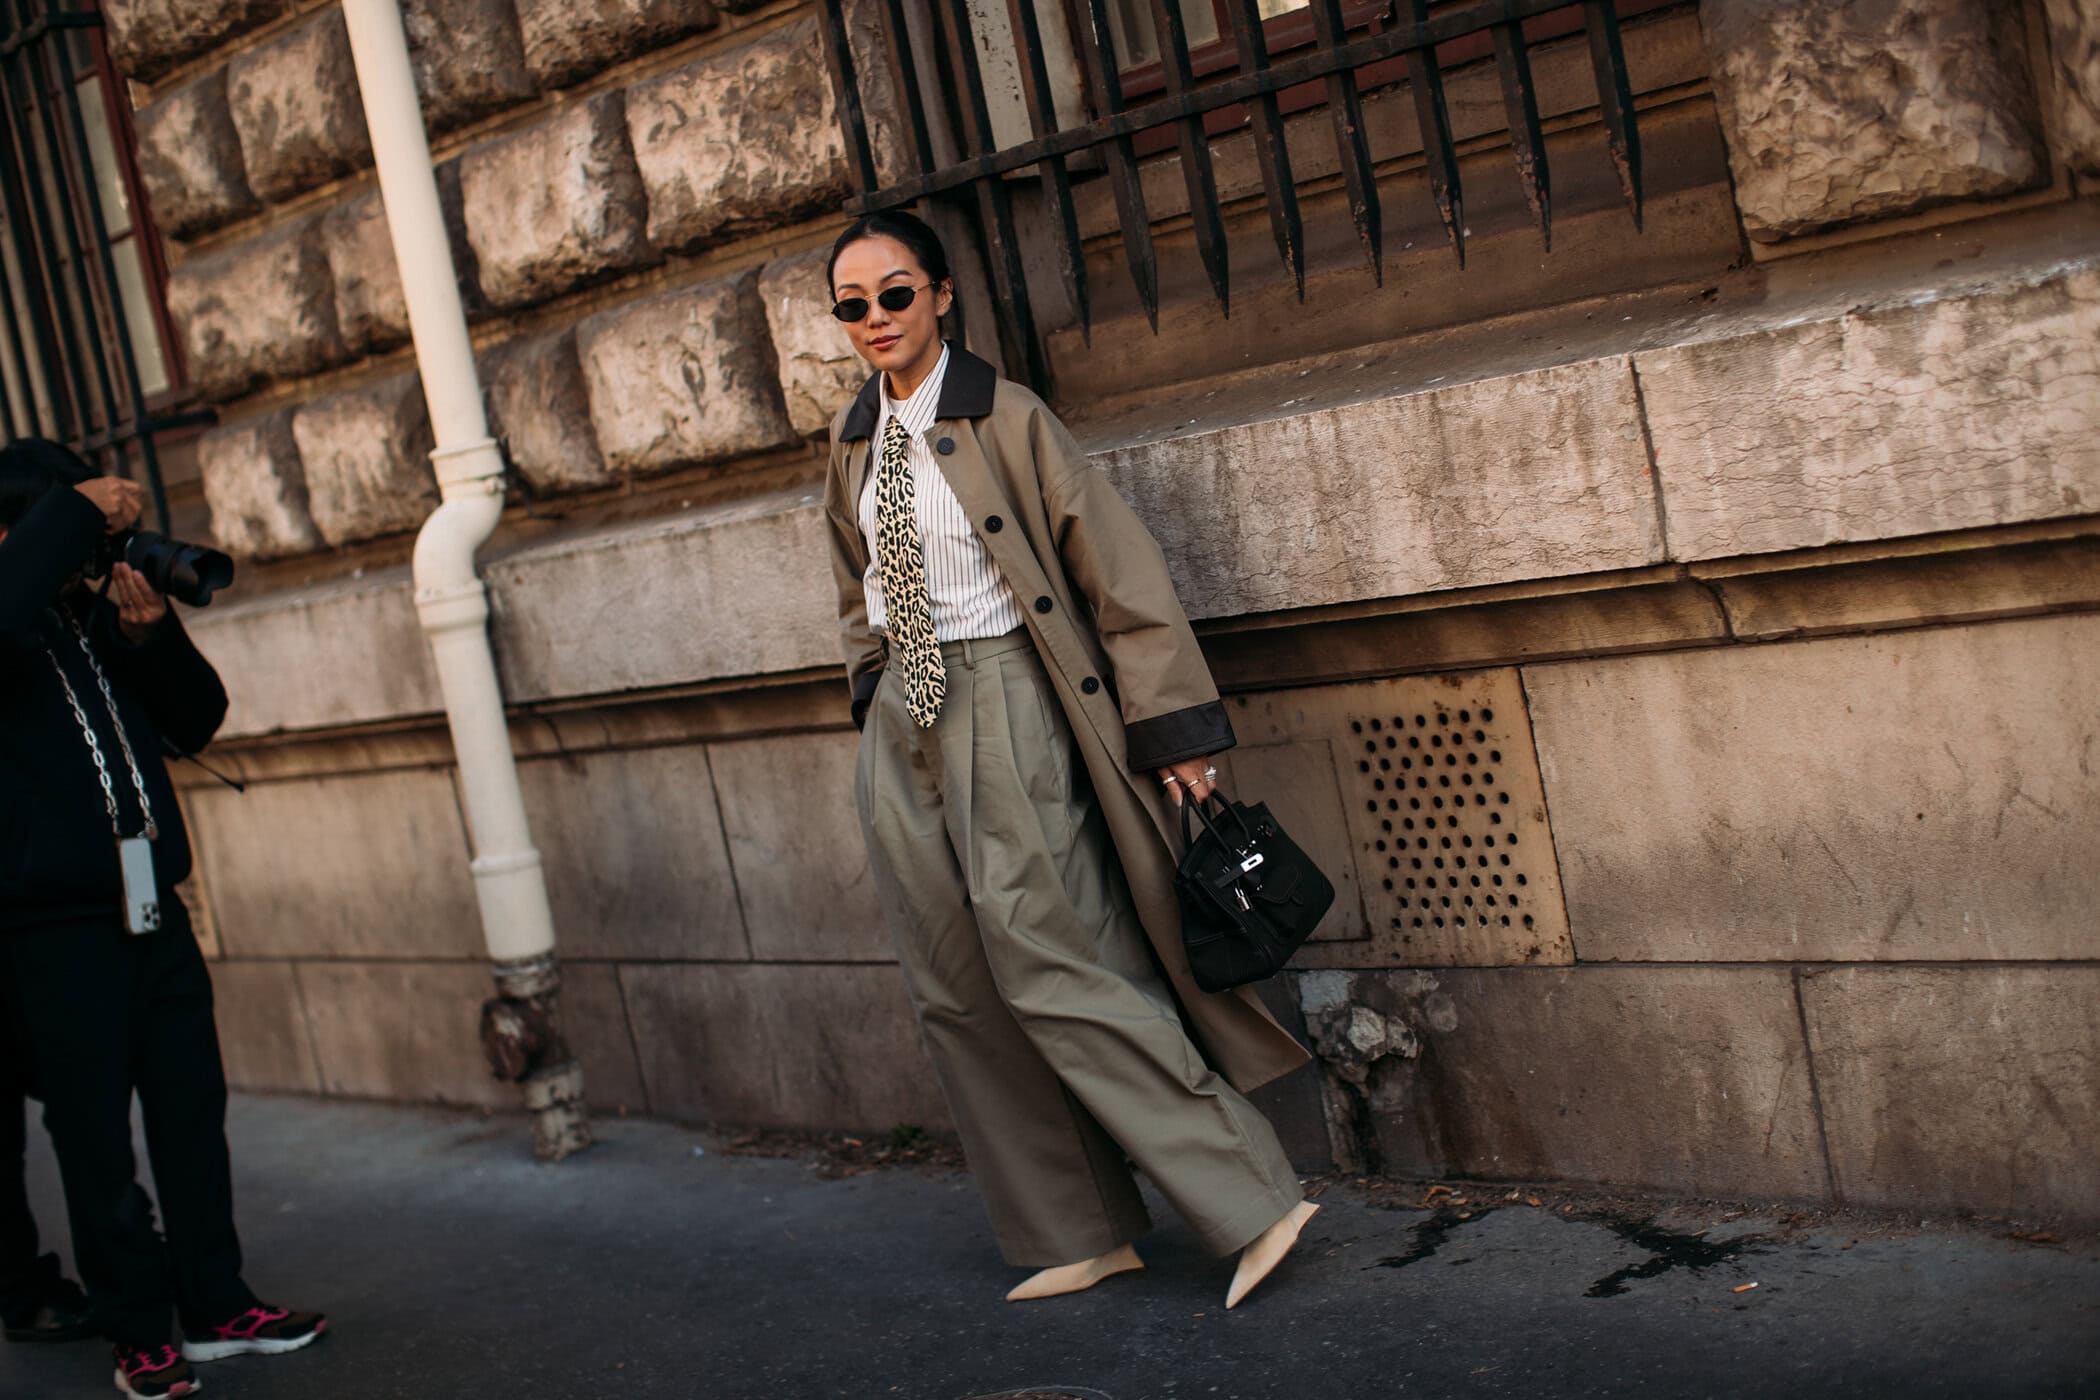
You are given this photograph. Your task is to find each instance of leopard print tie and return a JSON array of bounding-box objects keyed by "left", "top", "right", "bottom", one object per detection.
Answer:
[{"left": 875, "top": 416, "right": 946, "bottom": 727}]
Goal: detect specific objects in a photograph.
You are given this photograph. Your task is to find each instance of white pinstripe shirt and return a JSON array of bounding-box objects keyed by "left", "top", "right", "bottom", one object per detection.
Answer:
[{"left": 858, "top": 345, "right": 1026, "bottom": 642}]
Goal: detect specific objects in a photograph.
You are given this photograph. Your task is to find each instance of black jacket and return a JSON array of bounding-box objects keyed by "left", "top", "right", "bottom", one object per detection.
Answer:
[{"left": 0, "top": 486, "right": 227, "bottom": 930}]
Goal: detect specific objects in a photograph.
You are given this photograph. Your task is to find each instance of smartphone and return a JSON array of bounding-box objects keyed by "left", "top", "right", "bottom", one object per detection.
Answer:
[{"left": 118, "top": 836, "right": 160, "bottom": 934}]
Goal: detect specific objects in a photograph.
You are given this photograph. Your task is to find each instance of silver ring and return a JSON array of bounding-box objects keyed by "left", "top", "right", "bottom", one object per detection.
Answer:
[
  {"left": 1203, "top": 766, "right": 1218, "bottom": 782},
  {"left": 1162, "top": 776, "right": 1180, "bottom": 787}
]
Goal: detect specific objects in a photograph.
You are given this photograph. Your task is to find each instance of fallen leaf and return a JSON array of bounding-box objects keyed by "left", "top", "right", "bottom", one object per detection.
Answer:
[
  {"left": 2011, "top": 1231, "right": 2061, "bottom": 1245},
  {"left": 1525, "top": 1196, "right": 1543, "bottom": 1208}
]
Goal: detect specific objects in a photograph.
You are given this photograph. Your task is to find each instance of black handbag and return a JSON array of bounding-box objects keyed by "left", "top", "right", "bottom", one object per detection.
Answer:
[{"left": 1174, "top": 788, "right": 1335, "bottom": 993}]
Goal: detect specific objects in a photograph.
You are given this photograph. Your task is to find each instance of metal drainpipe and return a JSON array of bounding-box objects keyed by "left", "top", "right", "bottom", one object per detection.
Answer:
[{"left": 338, "top": 0, "right": 588, "bottom": 1160}]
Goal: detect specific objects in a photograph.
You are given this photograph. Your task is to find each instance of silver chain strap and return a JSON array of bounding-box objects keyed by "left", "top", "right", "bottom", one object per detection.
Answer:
[{"left": 42, "top": 610, "right": 157, "bottom": 842}]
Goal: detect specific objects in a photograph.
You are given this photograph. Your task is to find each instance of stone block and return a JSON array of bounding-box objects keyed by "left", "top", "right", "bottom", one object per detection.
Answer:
[
  {"left": 2043, "top": 0, "right": 2100, "bottom": 172},
  {"left": 484, "top": 494, "right": 838, "bottom": 704},
  {"left": 198, "top": 409, "right": 320, "bottom": 560},
  {"left": 1096, "top": 357, "right": 1664, "bottom": 620},
  {"left": 322, "top": 190, "right": 410, "bottom": 357},
  {"left": 706, "top": 733, "right": 887, "bottom": 962},
  {"left": 1637, "top": 262, "right": 2100, "bottom": 560},
  {"left": 166, "top": 216, "right": 343, "bottom": 401},
  {"left": 483, "top": 331, "right": 609, "bottom": 492},
  {"left": 186, "top": 768, "right": 482, "bottom": 960},
  {"left": 1307, "top": 967, "right": 1828, "bottom": 1200},
  {"left": 134, "top": 68, "right": 257, "bottom": 242},
  {"left": 514, "top": 747, "right": 748, "bottom": 962},
  {"left": 211, "top": 959, "right": 320, "bottom": 1094},
  {"left": 1801, "top": 967, "right": 2100, "bottom": 1217},
  {"left": 402, "top": 0, "right": 537, "bottom": 135},
  {"left": 576, "top": 270, "right": 796, "bottom": 474},
  {"left": 620, "top": 963, "right": 949, "bottom": 1132},
  {"left": 460, "top": 92, "right": 656, "bottom": 310},
  {"left": 1701, "top": 0, "right": 2044, "bottom": 241},
  {"left": 627, "top": 19, "right": 850, "bottom": 255},
  {"left": 1525, "top": 615, "right": 2100, "bottom": 963},
  {"left": 557, "top": 961, "right": 648, "bottom": 1116},
  {"left": 184, "top": 569, "right": 440, "bottom": 737},
  {"left": 758, "top": 247, "right": 865, "bottom": 437},
  {"left": 227, "top": 9, "right": 373, "bottom": 203},
  {"left": 513, "top": 0, "right": 715, "bottom": 89},
  {"left": 291, "top": 371, "right": 438, "bottom": 545},
  {"left": 102, "top": 0, "right": 288, "bottom": 82},
  {"left": 298, "top": 960, "right": 511, "bottom": 1107}
]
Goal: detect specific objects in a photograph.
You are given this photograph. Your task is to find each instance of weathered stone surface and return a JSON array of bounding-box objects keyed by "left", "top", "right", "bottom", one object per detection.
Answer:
[
  {"left": 135, "top": 68, "right": 257, "bottom": 241},
  {"left": 102, "top": 0, "right": 287, "bottom": 82},
  {"left": 513, "top": 0, "right": 715, "bottom": 89},
  {"left": 187, "top": 769, "right": 481, "bottom": 960},
  {"left": 227, "top": 9, "right": 373, "bottom": 203},
  {"left": 707, "top": 733, "right": 887, "bottom": 962},
  {"left": 323, "top": 189, "right": 410, "bottom": 357},
  {"left": 1303, "top": 967, "right": 1828, "bottom": 1200},
  {"left": 165, "top": 216, "right": 343, "bottom": 401},
  {"left": 460, "top": 92, "right": 656, "bottom": 310},
  {"left": 627, "top": 19, "right": 850, "bottom": 254},
  {"left": 1526, "top": 615, "right": 2100, "bottom": 963},
  {"left": 212, "top": 960, "right": 321, "bottom": 1094},
  {"left": 576, "top": 270, "right": 796, "bottom": 474},
  {"left": 557, "top": 961, "right": 649, "bottom": 1115},
  {"left": 292, "top": 372, "right": 438, "bottom": 545},
  {"left": 620, "top": 963, "right": 949, "bottom": 1131},
  {"left": 1638, "top": 262, "right": 2100, "bottom": 560},
  {"left": 198, "top": 410, "right": 320, "bottom": 561},
  {"left": 758, "top": 247, "right": 864, "bottom": 436},
  {"left": 1097, "top": 357, "right": 1664, "bottom": 620},
  {"left": 2043, "top": 0, "right": 2100, "bottom": 172},
  {"left": 299, "top": 960, "right": 511, "bottom": 1106},
  {"left": 184, "top": 569, "right": 439, "bottom": 737},
  {"left": 485, "top": 494, "right": 837, "bottom": 703},
  {"left": 483, "top": 331, "right": 609, "bottom": 492},
  {"left": 1702, "top": 0, "right": 2044, "bottom": 241},
  {"left": 1801, "top": 967, "right": 2100, "bottom": 1217},
  {"left": 402, "top": 0, "right": 537, "bottom": 135},
  {"left": 514, "top": 747, "right": 748, "bottom": 962}
]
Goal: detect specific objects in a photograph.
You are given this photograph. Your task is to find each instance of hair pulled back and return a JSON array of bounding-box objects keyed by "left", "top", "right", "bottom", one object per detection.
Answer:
[{"left": 827, "top": 208, "right": 952, "bottom": 295}]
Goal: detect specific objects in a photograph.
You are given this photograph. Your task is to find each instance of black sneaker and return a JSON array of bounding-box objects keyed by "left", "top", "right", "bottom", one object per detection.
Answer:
[
  {"left": 180, "top": 1303, "right": 327, "bottom": 1362},
  {"left": 114, "top": 1342, "right": 199, "bottom": 1397},
  {"left": 0, "top": 1252, "right": 95, "bottom": 1342}
]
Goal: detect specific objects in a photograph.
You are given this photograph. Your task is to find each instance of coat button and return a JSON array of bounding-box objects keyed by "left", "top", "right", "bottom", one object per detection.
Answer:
[
  {"left": 984, "top": 515, "right": 1003, "bottom": 533},
  {"left": 936, "top": 436, "right": 955, "bottom": 455},
  {"left": 1081, "top": 677, "right": 1100, "bottom": 695},
  {"left": 1033, "top": 596, "right": 1053, "bottom": 614}
]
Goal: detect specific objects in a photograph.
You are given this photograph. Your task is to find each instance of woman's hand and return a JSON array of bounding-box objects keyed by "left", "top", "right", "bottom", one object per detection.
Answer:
[
  {"left": 110, "top": 562, "right": 169, "bottom": 643},
  {"left": 1158, "top": 756, "right": 1219, "bottom": 806}
]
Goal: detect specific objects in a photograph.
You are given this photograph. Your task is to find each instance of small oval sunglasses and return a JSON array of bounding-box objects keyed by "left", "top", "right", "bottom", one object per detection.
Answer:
[{"left": 831, "top": 282, "right": 934, "bottom": 323}]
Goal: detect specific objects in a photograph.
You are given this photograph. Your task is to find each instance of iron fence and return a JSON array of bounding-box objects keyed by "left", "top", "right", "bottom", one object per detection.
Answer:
[{"left": 819, "top": 0, "right": 1647, "bottom": 392}]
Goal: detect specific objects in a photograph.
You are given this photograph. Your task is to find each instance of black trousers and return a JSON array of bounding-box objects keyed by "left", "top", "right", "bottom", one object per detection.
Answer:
[
  {"left": 0, "top": 1064, "right": 41, "bottom": 1307},
  {"left": 0, "top": 899, "right": 256, "bottom": 1345}
]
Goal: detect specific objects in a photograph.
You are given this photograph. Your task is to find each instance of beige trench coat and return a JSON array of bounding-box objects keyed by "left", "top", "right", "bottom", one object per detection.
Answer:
[{"left": 823, "top": 342, "right": 1311, "bottom": 1093}]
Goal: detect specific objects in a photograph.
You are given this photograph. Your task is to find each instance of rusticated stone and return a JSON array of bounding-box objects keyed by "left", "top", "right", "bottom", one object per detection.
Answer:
[
  {"left": 323, "top": 190, "right": 410, "bottom": 357},
  {"left": 434, "top": 157, "right": 489, "bottom": 319},
  {"left": 291, "top": 372, "right": 438, "bottom": 545},
  {"left": 227, "top": 9, "right": 373, "bottom": 203},
  {"left": 459, "top": 92, "right": 656, "bottom": 310},
  {"left": 627, "top": 18, "right": 850, "bottom": 254},
  {"left": 1702, "top": 0, "right": 2044, "bottom": 240},
  {"left": 483, "top": 330, "right": 610, "bottom": 492},
  {"left": 513, "top": 0, "right": 715, "bottom": 89},
  {"left": 165, "top": 216, "right": 344, "bottom": 401},
  {"left": 757, "top": 248, "right": 864, "bottom": 436},
  {"left": 134, "top": 68, "right": 257, "bottom": 241},
  {"left": 101, "top": 0, "right": 288, "bottom": 82},
  {"left": 402, "top": 0, "right": 537, "bottom": 135},
  {"left": 198, "top": 410, "right": 321, "bottom": 560},
  {"left": 575, "top": 270, "right": 795, "bottom": 475},
  {"left": 2043, "top": 0, "right": 2100, "bottom": 172}
]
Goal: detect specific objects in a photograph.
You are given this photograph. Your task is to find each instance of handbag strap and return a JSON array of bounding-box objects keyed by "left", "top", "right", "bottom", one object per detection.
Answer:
[{"left": 1178, "top": 786, "right": 1250, "bottom": 852}]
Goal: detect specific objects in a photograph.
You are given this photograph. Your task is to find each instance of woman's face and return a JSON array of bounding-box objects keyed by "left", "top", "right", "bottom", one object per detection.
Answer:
[{"left": 831, "top": 234, "right": 951, "bottom": 384}]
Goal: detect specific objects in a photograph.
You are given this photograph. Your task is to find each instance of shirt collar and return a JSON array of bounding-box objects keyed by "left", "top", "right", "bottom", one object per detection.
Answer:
[{"left": 878, "top": 343, "right": 950, "bottom": 438}]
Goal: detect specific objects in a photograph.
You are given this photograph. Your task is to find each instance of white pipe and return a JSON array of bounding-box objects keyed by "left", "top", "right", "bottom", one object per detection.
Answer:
[{"left": 338, "top": 0, "right": 556, "bottom": 968}]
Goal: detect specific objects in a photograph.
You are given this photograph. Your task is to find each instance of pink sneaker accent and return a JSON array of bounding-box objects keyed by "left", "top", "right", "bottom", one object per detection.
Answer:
[{"left": 212, "top": 1306, "right": 287, "bottom": 1341}]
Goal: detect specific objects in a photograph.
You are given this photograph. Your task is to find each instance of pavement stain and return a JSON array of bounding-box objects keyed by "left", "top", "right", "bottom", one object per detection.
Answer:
[
  {"left": 1582, "top": 1217, "right": 1771, "bottom": 1298},
  {"left": 1370, "top": 1206, "right": 1498, "bottom": 1269}
]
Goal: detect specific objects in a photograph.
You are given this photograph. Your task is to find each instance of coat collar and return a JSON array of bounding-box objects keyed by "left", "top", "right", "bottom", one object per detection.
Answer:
[{"left": 838, "top": 340, "right": 997, "bottom": 441}]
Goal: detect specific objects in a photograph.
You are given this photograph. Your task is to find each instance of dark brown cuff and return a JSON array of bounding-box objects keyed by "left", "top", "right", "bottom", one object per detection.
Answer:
[{"left": 1125, "top": 699, "right": 1236, "bottom": 772}]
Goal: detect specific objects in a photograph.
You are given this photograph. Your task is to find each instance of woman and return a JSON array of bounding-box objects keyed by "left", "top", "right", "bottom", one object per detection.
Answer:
[{"left": 822, "top": 210, "right": 1319, "bottom": 1307}]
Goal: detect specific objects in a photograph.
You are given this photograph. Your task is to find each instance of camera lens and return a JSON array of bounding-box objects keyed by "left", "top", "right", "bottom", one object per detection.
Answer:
[{"left": 122, "top": 532, "right": 235, "bottom": 607}]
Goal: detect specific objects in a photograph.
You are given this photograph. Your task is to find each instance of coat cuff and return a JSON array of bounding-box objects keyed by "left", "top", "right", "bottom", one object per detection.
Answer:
[
  {"left": 1125, "top": 700, "right": 1236, "bottom": 772},
  {"left": 850, "top": 669, "right": 882, "bottom": 731}
]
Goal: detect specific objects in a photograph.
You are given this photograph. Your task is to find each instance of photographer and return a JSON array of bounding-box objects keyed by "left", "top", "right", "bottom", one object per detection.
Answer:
[{"left": 0, "top": 439, "right": 324, "bottom": 1399}]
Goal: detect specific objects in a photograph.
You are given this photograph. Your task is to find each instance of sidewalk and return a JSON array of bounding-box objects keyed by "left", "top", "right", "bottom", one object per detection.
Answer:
[{"left": 4, "top": 1094, "right": 2096, "bottom": 1400}]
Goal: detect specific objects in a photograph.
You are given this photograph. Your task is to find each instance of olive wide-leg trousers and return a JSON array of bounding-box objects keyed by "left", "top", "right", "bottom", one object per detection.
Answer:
[{"left": 856, "top": 630, "right": 1301, "bottom": 1268}]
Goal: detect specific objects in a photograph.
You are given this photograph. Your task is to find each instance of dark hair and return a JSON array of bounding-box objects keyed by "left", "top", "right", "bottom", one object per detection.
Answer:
[
  {"left": 826, "top": 209, "right": 952, "bottom": 296},
  {"left": 0, "top": 437, "right": 95, "bottom": 529}
]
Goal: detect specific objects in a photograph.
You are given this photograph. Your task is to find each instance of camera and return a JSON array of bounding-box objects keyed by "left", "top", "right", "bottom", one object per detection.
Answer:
[{"left": 91, "top": 530, "right": 236, "bottom": 607}]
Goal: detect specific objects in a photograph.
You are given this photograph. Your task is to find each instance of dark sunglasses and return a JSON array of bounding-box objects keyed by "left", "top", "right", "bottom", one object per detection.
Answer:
[{"left": 831, "top": 282, "right": 935, "bottom": 323}]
